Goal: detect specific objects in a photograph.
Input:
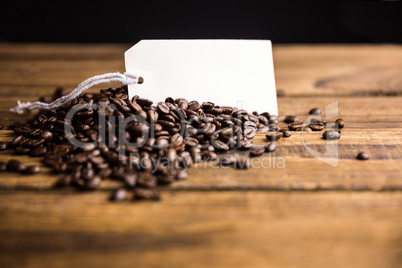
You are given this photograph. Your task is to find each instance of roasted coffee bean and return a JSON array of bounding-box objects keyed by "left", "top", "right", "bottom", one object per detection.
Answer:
[
  {"left": 250, "top": 146, "right": 265, "bottom": 157},
  {"left": 85, "top": 176, "right": 102, "bottom": 190},
  {"left": 8, "top": 135, "right": 24, "bottom": 147},
  {"left": 309, "top": 122, "right": 325, "bottom": 131},
  {"left": 234, "top": 158, "right": 251, "bottom": 169},
  {"left": 356, "top": 152, "right": 369, "bottom": 160},
  {"left": 264, "top": 142, "right": 276, "bottom": 153},
  {"left": 136, "top": 98, "right": 153, "bottom": 107},
  {"left": 309, "top": 108, "right": 321, "bottom": 115},
  {"left": 322, "top": 130, "right": 341, "bottom": 140},
  {"left": 157, "top": 102, "right": 170, "bottom": 114},
  {"left": 133, "top": 187, "right": 160, "bottom": 201},
  {"left": 280, "top": 129, "right": 292, "bottom": 137},
  {"left": 54, "top": 174, "right": 72, "bottom": 188},
  {"left": 284, "top": 115, "right": 299, "bottom": 124},
  {"left": 288, "top": 122, "right": 307, "bottom": 131},
  {"left": 0, "top": 142, "right": 7, "bottom": 151},
  {"left": 276, "top": 89, "right": 286, "bottom": 97},
  {"left": 202, "top": 102, "right": 215, "bottom": 109},
  {"left": 14, "top": 126, "right": 31, "bottom": 135},
  {"left": 176, "top": 170, "right": 188, "bottom": 180},
  {"left": 240, "top": 139, "right": 254, "bottom": 150},
  {"left": 213, "top": 140, "right": 230, "bottom": 151},
  {"left": 137, "top": 172, "right": 157, "bottom": 188},
  {"left": 0, "top": 162, "right": 7, "bottom": 172},
  {"left": 15, "top": 146, "right": 31, "bottom": 154},
  {"left": 243, "top": 127, "right": 256, "bottom": 139},
  {"left": 335, "top": 118, "right": 345, "bottom": 128},
  {"left": 7, "top": 159, "right": 26, "bottom": 172},
  {"left": 0, "top": 124, "right": 4, "bottom": 130},
  {"left": 265, "top": 131, "right": 283, "bottom": 141},
  {"left": 110, "top": 188, "right": 128, "bottom": 201},
  {"left": 23, "top": 165, "right": 41, "bottom": 175},
  {"left": 203, "top": 150, "right": 218, "bottom": 160}
]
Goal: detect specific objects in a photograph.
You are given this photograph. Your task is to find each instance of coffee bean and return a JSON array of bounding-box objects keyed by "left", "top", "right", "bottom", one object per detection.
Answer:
[
  {"left": 85, "top": 176, "right": 102, "bottom": 190},
  {"left": 133, "top": 187, "right": 160, "bottom": 201},
  {"left": 276, "top": 89, "right": 286, "bottom": 97},
  {"left": 240, "top": 139, "right": 253, "bottom": 150},
  {"left": 356, "top": 152, "right": 369, "bottom": 160},
  {"left": 157, "top": 102, "right": 170, "bottom": 114},
  {"left": 8, "top": 135, "right": 24, "bottom": 147},
  {"left": 250, "top": 146, "right": 265, "bottom": 157},
  {"left": 309, "top": 122, "right": 325, "bottom": 131},
  {"left": 176, "top": 170, "right": 188, "bottom": 180},
  {"left": 234, "top": 158, "right": 251, "bottom": 169},
  {"left": 335, "top": 118, "right": 345, "bottom": 128},
  {"left": 265, "top": 131, "right": 283, "bottom": 141},
  {"left": 213, "top": 140, "right": 230, "bottom": 151},
  {"left": 137, "top": 172, "right": 157, "bottom": 188},
  {"left": 110, "top": 188, "right": 128, "bottom": 201},
  {"left": 322, "top": 130, "right": 341, "bottom": 140},
  {"left": 284, "top": 115, "right": 299, "bottom": 124},
  {"left": 264, "top": 142, "right": 276, "bottom": 153},
  {"left": 280, "top": 129, "right": 292, "bottom": 137},
  {"left": 0, "top": 124, "right": 4, "bottom": 130},
  {"left": 288, "top": 122, "right": 307, "bottom": 131},
  {"left": 0, "top": 162, "right": 7, "bottom": 172},
  {"left": 7, "top": 159, "right": 26, "bottom": 172},
  {"left": 23, "top": 165, "right": 41, "bottom": 175},
  {"left": 309, "top": 108, "right": 321, "bottom": 115},
  {"left": 15, "top": 146, "right": 30, "bottom": 154},
  {"left": 0, "top": 142, "right": 8, "bottom": 150}
]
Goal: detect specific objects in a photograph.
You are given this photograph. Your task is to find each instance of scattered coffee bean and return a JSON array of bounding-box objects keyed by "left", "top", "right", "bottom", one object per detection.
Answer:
[
  {"left": 265, "top": 131, "right": 283, "bottom": 141},
  {"left": 309, "top": 122, "right": 325, "bottom": 131},
  {"left": 280, "top": 129, "right": 292, "bottom": 137},
  {"left": 356, "top": 152, "right": 369, "bottom": 160},
  {"left": 110, "top": 188, "right": 128, "bottom": 201},
  {"left": 133, "top": 187, "right": 160, "bottom": 201},
  {"left": 322, "top": 130, "right": 341, "bottom": 140},
  {"left": 7, "top": 159, "right": 26, "bottom": 172},
  {"left": 0, "top": 162, "right": 7, "bottom": 172},
  {"left": 0, "top": 142, "right": 7, "bottom": 150},
  {"left": 284, "top": 115, "right": 299, "bottom": 124},
  {"left": 276, "top": 89, "right": 286, "bottom": 97},
  {"left": 23, "top": 165, "right": 41, "bottom": 175},
  {"left": 335, "top": 118, "right": 345, "bottom": 128},
  {"left": 309, "top": 108, "right": 321, "bottom": 115},
  {"left": 250, "top": 146, "right": 265, "bottom": 157},
  {"left": 0, "top": 124, "right": 4, "bottom": 130},
  {"left": 264, "top": 142, "right": 276, "bottom": 153}
]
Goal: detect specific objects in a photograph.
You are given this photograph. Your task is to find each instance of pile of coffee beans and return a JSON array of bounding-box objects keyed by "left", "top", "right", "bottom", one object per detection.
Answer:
[{"left": 1, "top": 86, "right": 348, "bottom": 202}]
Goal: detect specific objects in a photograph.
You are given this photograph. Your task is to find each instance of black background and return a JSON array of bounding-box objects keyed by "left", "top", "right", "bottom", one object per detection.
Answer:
[{"left": 0, "top": 0, "right": 401, "bottom": 44}]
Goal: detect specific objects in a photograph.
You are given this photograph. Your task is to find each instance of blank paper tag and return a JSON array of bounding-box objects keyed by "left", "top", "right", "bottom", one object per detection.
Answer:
[{"left": 125, "top": 40, "right": 278, "bottom": 115}]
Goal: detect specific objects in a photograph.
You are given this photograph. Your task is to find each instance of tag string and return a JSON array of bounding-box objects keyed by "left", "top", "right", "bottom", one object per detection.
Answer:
[{"left": 10, "top": 72, "right": 140, "bottom": 114}]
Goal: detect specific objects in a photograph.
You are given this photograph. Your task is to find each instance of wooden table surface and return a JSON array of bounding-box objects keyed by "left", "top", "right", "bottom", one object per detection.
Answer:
[{"left": 0, "top": 44, "right": 402, "bottom": 268}]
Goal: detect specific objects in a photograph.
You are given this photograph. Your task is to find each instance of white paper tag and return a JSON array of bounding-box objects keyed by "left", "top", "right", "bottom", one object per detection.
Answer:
[{"left": 125, "top": 40, "right": 278, "bottom": 115}]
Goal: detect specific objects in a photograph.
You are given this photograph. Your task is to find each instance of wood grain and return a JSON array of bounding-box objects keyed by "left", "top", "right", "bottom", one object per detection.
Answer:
[{"left": 0, "top": 43, "right": 402, "bottom": 268}]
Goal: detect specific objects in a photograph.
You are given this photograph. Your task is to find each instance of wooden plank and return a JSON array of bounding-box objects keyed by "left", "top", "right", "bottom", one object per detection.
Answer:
[
  {"left": 0, "top": 191, "right": 401, "bottom": 268},
  {"left": 1, "top": 44, "right": 402, "bottom": 268},
  {"left": 1, "top": 44, "right": 401, "bottom": 96}
]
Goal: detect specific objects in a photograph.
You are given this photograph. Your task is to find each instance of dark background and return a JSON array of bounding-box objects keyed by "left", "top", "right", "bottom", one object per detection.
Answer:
[{"left": 0, "top": 0, "right": 401, "bottom": 44}]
